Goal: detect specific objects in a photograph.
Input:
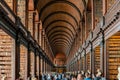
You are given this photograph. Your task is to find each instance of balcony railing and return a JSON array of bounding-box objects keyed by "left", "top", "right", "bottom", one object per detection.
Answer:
[
  {"left": 104, "top": 0, "right": 120, "bottom": 29},
  {"left": 0, "top": 1, "right": 16, "bottom": 23}
]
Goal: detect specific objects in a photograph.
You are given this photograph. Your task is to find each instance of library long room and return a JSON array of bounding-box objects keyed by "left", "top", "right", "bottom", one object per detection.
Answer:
[{"left": 0, "top": 0, "right": 120, "bottom": 80}]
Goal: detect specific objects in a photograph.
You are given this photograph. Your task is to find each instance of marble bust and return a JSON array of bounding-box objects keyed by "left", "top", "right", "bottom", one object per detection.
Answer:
[{"left": 117, "top": 67, "right": 120, "bottom": 80}]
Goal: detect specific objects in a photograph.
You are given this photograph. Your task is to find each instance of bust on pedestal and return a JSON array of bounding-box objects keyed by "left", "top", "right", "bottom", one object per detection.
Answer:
[
  {"left": 1, "top": 74, "right": 6, "bottom": 80},
  {"left": 117, "top": 67, "right": 120, "bottom": 80}
]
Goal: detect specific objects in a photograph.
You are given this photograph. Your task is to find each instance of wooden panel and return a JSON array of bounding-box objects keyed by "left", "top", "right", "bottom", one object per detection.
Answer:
[
  {"left": 20, "top": 45, "right": 27, "bottom": 79},
  {"left": 0, "top": 29, "right": 13, "bottom": 80},
  {"left": 94, "top": 46, "right": 100, "bottom": 72},
  {"left": 106, "top": 36, "right": 120, "bottom": 79}
]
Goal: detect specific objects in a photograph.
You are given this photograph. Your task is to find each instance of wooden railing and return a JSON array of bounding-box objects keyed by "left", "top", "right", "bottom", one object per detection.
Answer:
[
  {"left": 19, "top": 21, "right": 28, "bottom": 36},
  {"left": 0, "top": 1, "right": 16, "bottom": 23}
]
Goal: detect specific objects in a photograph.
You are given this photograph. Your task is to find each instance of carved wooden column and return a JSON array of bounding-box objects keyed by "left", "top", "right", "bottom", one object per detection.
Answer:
[
  {"left": 44, "top": 59, "right": 46, "bottom": 73},
  {"left": 43, "top": 59, "right": 45, "bottom": 73},
  {"left": 79, "top": 54, "right": 82, "bottom": 71},
  {"left": 27, "top": 32, "right": 31, "bottom": 79},
  {"left": 41, "top": 56, "right": 43, "bottom": 74},
  {"left": 47, "top": 64, "right": 48, "bottom": 73},
  {"left": 90, "top": 41, "right": 95, "bottom": 76},
  {"left": 73, "top": 61, "right": 75, "bottom": 72},
  {"left": 14, "top": 17, "right": 21, "bottom": 80},
  {"left": 46, "top": 62, "right": 48, "bottom": 73},
  {"left": 100, "top": 29, "right": 106, "bottom": 77},
  {"left": 26, "top": 32, "right": 30, "bottom": 77},
  {"left": 39, "top": 55, "right": 42, "bottom": 79},
  {"left": 45, "top": 61, "right": 47, "bottom": 73},
  {"left": 34, "top": 49, "right": 37, "bottom": 77},
  {"left": 42, "top": 31, "right": 45, "bottom": 50},
  {"left": 36, "top": 54, "right": 40, "bottom": 80},
  {"left": 32, "top": 51, "right": 35, "bottom": 77},
  {"left": 77, "top": 59, "right": 79, "bottom": 72},
  {"left": 39, "top": 25, "right": 42, "bottom": 46},
  {"left": 83, "top": 49, "right": 86, "bottom": 71},
  {"left": 75, "top": 61, "right": 76, "bottom": 72},
  {"left": 80, "top": 56, "right": 82, "bottom": 71}
]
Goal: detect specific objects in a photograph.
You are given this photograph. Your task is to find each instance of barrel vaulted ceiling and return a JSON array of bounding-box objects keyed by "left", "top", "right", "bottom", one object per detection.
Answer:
[{"left": 37, "top": 0, "right": 87, "bottom": 56}]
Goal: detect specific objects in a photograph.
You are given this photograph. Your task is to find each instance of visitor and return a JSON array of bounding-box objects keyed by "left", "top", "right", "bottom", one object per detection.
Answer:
[
  {"left": 71, "top": 75, "right": 77, "bottom": 80},
  {"left": 77, "top": 73, "right": 84, "bottom": 80},
  {"left": 62, "top": 74, "right": 67, "bottom": 80},
  {"left": 84, "top": 72, "right": 92, "bottom": 80},
  {"left": 94, "top": 69, "right": 106, "bottom": 80}
]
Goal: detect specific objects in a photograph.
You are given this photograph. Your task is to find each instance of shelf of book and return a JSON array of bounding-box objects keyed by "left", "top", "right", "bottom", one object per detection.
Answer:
[
  {"left": 106, "top": 33, "right": 120, "bottom": 79},
  {"left": 94, "top": 46, "right": 100, "bottom": 73},
  {"left": 0, "top": 29, "right": 13, "bottom": 80}
]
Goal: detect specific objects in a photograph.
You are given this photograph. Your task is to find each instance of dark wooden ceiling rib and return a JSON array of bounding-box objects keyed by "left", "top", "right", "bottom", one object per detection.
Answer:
[
  {"left": 52, "top": 43, "right": 70, "bottom": 51},
  {"left": 52, "top": 43, "right": 69, "bottom": 50},
  {"left": 51, "top": 39, "right": 71, "bottom": 47},
  {"left": 34, "top": 0, "right": 39, "bottom": 9},
  {"left": 50, "top": 36, "right": 71, "bottom": 46},
  {"left": 51, "top": 41, "right": 70, "bottom": 49},
  {"left": 42, "top": 11, "right": 78, "bottom": 26},
  {"left": 46, "top": 26, "right": 74, "bottom": 38},
  {"left": 39, "top": 0, "right": 82, "bottom": 19},
  {"left": 45, "top": 20, "right": 76, "bottom": 33},
  {"left": 48, "top": 30, "right": 73, "bottom": 42}
]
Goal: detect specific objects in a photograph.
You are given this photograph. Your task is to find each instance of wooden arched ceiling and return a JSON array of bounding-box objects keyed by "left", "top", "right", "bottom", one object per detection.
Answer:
[{"left": 37, "top": 0, "right": 86, "bottom": 56}]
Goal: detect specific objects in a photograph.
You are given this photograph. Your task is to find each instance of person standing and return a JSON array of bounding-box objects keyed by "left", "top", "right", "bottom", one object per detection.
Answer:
[{"left": 77, "top": 73, "right": 84, "bottom": 80}]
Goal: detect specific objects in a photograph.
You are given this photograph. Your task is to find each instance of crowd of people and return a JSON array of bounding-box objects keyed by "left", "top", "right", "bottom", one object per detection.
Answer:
[{"left": 42, "top": 69, "right": 106, "bottom": 80}]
